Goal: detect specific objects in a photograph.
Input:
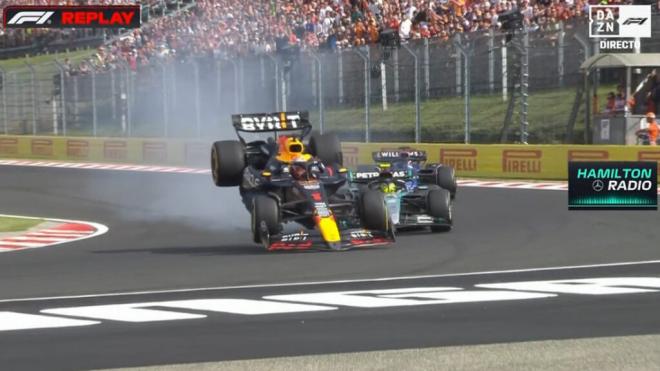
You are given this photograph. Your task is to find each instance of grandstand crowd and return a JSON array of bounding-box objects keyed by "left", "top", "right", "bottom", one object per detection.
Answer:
[{"left": 1, "top": 0, "right": 654, "bottom": 75}]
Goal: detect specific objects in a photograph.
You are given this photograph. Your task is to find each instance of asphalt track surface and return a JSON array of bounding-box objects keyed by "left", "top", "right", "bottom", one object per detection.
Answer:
[{"left": 0, "top": 165, "right": 659, "bottom": 370}]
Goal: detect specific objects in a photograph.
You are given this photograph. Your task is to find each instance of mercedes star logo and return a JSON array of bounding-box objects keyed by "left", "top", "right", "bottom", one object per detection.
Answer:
[{"left": 592, "top": 179, "right": 605, "bottom": 192}]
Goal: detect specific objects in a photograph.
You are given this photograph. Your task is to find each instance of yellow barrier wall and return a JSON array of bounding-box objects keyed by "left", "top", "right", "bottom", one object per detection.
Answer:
[
  {"left": 341, "top": 143, "right": 660, "bottom": 180},
  {"left": 0, "top": 136, "right": 209, "bottom": 167},
  {"left": 1, "top": 136, "right": 659, "bottom": 180}
]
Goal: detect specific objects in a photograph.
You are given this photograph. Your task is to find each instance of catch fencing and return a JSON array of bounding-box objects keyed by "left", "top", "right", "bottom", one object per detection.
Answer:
[{"left": 1, "top": 17, "right": 660, "bottom": 144}]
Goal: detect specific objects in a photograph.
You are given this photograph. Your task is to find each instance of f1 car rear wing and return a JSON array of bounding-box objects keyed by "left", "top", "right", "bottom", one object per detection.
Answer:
[
  {"left": 232, "top": 111, "right": 312, "bottom": 133},
  {"left": 372, "top": 150, "right": 427, "bottom": 163}
]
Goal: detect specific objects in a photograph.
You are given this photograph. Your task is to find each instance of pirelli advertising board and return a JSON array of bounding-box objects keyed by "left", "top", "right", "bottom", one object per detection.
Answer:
[
  {"left": 341, "top": 143, "right": 660, "bottom": 181},
  {"left": 1, "top": 137, "right": 660, "bottom": 183},
  {"left": 0, "top": 136, "right": 208, "bottom": 167}
]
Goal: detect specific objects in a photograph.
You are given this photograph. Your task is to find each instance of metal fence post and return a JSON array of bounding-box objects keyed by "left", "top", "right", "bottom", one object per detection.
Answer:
[
  {"left": 91, "top": 66, "right": 97, "bottom": 136},
  {"left": 393, "top": 48, "right": 400, "bottom": 102},
  {"left": 380, "top": 59, "right": 388, "bottom": 111},
  {"left": 520, "top": 29, "right": 530, "bottom": 144},
  {"left": 401, "top": 44, "right": 421, "bottom": 143},
  {"left": 238, "top": 58, "right": 245, "bottom": 110},
  {"left": 265, "top": 54, "right": 279, "bottom": 111},
  {"left": 453, "top": 37, "right": 472, "bottom": 144},
  {"left": 260, "top": 56, "right": 266, "bottom": 88},
  {"left": 0, "top": 66, "right": 7, "bottom": 134},
  {"left": 352, "top": 47, "right": 370, "bottom": 142},
  {"left": 73, "top": 75, "right": 79, "bottom": 131},
  {"left": 281, "top": 59, "right": 287, "bottom": 111},
  {"left": 192, "top": 59, "right": 201, "bottom": 137},
  {"left": 455, "top": 34, "right": 462, "bottom": 96},
  {"left": 311, "top": 56, "right": 317, "bottom": 107},
  {"left": 118, "top": 60, "right": 131, "bottom": 136},
  {"left": 110, "top": 69, "right": 116, "bottom": 120},
  {"left": 160, "top": 61, "right": 168, "bottom": 136},
  {"left": 216, "top": 59, "right": 223, "bottom": 115},
  {"left": 308, "top": 51, "right": 324, "bottom": 133},
  {"left": 488, "top": 29, "right": 495, "bottom": 93},
  {"left": 558, "top": 21, "right": 565, "bottom": 88},
  {"left": 501, "top": 37, "right": 508, "bottom": 102},
  {"left": 54, "top": 60, "right": 66, "bottom": 135},
  {"left": 574, "top": 33, "right": 591, "bottom": 61},
  {"left": 338, "top": 51, "right": 344, "bottom": 104},
  {"left": 24, "top": 62, "right": 37, "bottom": 135},
  {"left": 13, "top": 72, "right": 23, "bottom": 133},
  {"left": 227, "top": 58, "right": 240, "bottom": 112},
  {"left": 423, "top": 38, "right": 430, "bottom": 98}
]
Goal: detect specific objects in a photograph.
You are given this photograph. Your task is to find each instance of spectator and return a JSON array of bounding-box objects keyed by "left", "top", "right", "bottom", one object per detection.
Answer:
[
  {"left": 605, "top": 92, "right": 616, "bottom": 114},
  {"left": 3, "top": 0, "right": 611, "bottom": 74},
  {"left": 614, "top": 93, "right": 626, "bottom": 113},
  {"left": 636, "top": 112, "right": 659, "bottom": 146}
]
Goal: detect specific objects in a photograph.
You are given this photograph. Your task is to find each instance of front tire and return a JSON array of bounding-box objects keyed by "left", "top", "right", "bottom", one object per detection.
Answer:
[
  {"left": 427, "top": 189, "right": 452, "bottom": 232},
  {"left": 435, "top": 166, "right": 457, "bottom": 199},
  {"left": 252, "top": 195, "right": 281, "bottom": 244},
  {"left": 360, "top": 190, "right": 389, "bottom": 232},
  {"left": 211, "top": 140, "right": 246, "bottom": 187}
]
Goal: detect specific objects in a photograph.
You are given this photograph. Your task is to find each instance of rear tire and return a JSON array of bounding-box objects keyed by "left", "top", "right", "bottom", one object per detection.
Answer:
[
  {"left": 427, "top": 189, "right": 452, "bottom": 232},
  {"left": 435, "top": 166, "right": 457, "bottom": 199},
  {"left": 360, "top": 190, "right": 389, "bottom": 232},
  {"left": 211, "top": 140, "right": 246, "bottom": 187},
  {"left": 251, "top": 196, "right": 281, "bottom": 244},
  {"left": 309, "top": 132, "right": 343, "bottom": 167}
]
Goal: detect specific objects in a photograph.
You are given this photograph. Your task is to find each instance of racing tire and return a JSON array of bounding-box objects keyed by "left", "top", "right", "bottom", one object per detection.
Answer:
[
  {"left": 427, "top": 189, "right": 452, "bottom": 233},
  {"left": 359, "top": 190, "right": 389, "bottom": 232},
  {"left": 435, "top": 166, "right": 457, "bottom": 199},
  {"left": 211, "top": 140, "right": 246, "bottom": 187},
  {"left": 251, "top": 195, "right": 281, "bottom": 244},
  {"left": 309, "top": 132, "right": 343, "bottom": 167}
]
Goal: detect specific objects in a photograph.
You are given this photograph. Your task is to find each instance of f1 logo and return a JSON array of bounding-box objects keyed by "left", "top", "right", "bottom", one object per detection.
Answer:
[
  {"left": 7, "top": 11, "right": 54, "bottom": 25},
  {"left": 622, "top": 17, "right": 647, "bottom": 25}
]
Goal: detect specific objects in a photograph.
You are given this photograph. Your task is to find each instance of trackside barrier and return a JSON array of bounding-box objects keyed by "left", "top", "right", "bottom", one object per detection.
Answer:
[
  {"left": 341, "top": 143, "right": 660, "bottom": 181},
  {"left": 0, "top": 136, "right": 210, "bottom": 168},
  {"left": 0, "top": 136, "right": 659, "bottom": 181}
]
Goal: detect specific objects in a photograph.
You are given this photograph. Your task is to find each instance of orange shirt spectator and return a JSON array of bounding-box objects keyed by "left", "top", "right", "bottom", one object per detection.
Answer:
[
  {"left": 451, "top": 0, "right": 465, "bottom": 17},
  {"left": 368, "top": 20, "right": 379, "bottom": 43},
  {"left": 647, "top": 113, "right": 659, "bottom": 145}
]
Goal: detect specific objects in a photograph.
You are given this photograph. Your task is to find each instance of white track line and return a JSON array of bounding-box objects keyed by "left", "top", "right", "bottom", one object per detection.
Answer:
[{"left": 1, "top": 259, "right": 659, "bottom": 304}]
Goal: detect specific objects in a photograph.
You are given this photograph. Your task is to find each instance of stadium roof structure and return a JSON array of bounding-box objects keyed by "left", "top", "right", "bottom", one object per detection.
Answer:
[{"left": 580, "top": 53, "right": 660, "bottom": 71}]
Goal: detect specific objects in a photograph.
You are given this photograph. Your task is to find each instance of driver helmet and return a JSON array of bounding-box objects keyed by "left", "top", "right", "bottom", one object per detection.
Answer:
[
  {"left": 380, "top": 182, "right": 397, "bottom": 193},
  {"left": 277, "top": 135, "right": 307, "bottom": 163}
]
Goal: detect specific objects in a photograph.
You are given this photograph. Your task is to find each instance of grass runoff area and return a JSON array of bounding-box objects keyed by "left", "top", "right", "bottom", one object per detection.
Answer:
[
  {"left": 312, "top": 85, "right": 617, "bottom": 144},
  {"left": 0, "top": 216, "right": 43, "bottom": 233},
  {"left": 0, "top": 50, "right": 92, "bottom": 71}
]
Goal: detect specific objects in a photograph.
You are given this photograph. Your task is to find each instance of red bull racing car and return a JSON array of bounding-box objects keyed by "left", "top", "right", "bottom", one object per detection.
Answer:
[{"left": 210, "top": 111, "right": 395, "bottom": 251}]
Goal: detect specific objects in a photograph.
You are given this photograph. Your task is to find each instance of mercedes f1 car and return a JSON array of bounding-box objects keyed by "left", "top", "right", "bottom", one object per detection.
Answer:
[
  {"left": 210, "top": 111, "right": 395, "bottom": 251},
  {"left": 348, "top": 150, "right": 456, "bottom": 232}
]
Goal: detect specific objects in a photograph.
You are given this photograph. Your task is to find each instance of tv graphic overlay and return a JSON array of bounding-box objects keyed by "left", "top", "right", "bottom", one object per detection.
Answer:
[
  {"left": 569, "top": 162, "right": 657, "bottom": 210},
  {"left": 3, "top": 6, "right": 140, "bottom": 28},
  {"left": 589, "top": 4, "right": 651, "bottom": 50}
]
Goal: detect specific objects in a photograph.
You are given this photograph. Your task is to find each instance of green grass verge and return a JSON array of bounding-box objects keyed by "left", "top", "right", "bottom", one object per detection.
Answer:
[
  {"left": 0, "top": 50, "right": 93, "bottom": 71},
  {"left": 304, "top": 84, "right": 615, "bottom": 144},
  {"left": 0, "top": 216, "right": 43, "bottom": 233}
]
